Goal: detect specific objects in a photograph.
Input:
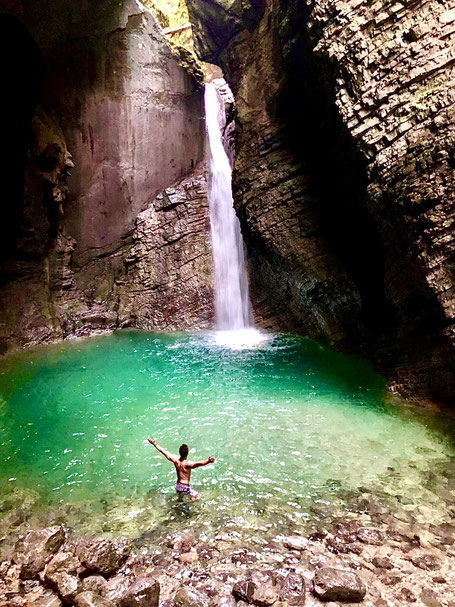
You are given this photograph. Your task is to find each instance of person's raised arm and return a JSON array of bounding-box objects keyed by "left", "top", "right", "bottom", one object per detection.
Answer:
[
  {"left": 190, "top": 456, "right": 215, "bottom": 469},
  {"left": 147, "top": 438, "right": 177, "bottom": 463}
]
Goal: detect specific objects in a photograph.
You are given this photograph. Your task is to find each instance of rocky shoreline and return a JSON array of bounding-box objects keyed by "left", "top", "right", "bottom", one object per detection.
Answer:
[{"left": 2, "top": 496, "right": 455, "bottom": 607}]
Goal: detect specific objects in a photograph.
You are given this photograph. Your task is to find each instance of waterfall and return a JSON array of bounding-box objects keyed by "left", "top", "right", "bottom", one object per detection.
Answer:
[{"left": 204, "top": 82, "right": 251, "bottom": 331}]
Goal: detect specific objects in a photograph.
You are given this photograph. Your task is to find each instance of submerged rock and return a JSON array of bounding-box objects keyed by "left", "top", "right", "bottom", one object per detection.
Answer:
[{"left": 312, "top": 568, "right": 366, "bottom": 602}]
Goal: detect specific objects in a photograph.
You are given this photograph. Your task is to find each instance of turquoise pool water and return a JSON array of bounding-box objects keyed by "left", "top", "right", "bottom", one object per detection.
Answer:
[{"left": 0, "top": 330, "right": 454, "bottom": 541}]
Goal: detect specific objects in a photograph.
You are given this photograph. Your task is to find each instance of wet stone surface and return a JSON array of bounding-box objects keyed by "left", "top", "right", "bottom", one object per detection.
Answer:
[{"left": 1, "top": 492, "right": 455, "bottom": 607}]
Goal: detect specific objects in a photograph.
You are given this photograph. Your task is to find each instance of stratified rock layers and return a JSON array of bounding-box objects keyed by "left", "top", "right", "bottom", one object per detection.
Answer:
[
  {"left": 0, "top": 0, "right": 212, "bottom": 348},
  {"left": 187, "top": 0, "right": 455, "bottom": 403}
]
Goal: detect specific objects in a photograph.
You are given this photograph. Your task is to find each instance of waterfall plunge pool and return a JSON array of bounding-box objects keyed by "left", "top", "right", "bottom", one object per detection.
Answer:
[{"left": 0, "top": 330, "right": 454, "bottom": 547}]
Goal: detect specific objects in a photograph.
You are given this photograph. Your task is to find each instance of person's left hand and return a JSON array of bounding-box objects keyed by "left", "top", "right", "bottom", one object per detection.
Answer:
[
  {"left": 208, "top": 456, "right": 215, "bottom": 463},
  {"left": 148, "top": 437, "right": 156, "bottom": 445}
]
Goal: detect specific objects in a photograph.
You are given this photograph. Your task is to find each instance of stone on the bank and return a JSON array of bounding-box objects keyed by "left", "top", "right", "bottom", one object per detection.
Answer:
[
  {"left": 218, "top": 594, "right": 237, "bottom": 607},
  {"left": 251, "top": 584, "right": 278, "bottom": 607},
  {"left": 54, "top": 573, "right": 81, "bottom": 603},
  {"left": 231, "top": 550, "right": 258, "bottom": 565},
  {"left": 29, "top": 590, "right": 63, "bottom": 607},
  {"left": 76, "top": 537, "right": 131, "bottom": 574},
  {"left": 82, "top": 575, "right": 109, "bottom": 596},
  {"left": 356, "top": 528, "right": 383, "bottom": 546},
  {"left": 45, "top": 551, "right": 80, "bottom": 578},
  {"left": 74, "top": 591, "right": 116, "bottom": 607},
  {"left": 106, "top": 574, "right": 133, "bottom": 602},
  {"left": 283, "top": 536, "right": 308, "bottom": 551},
  {"left": 232, "top": 580, "right": 256, "bottom": 603},
  {"left": 312, "top": 568, "right": 366, "bottom": 602},
  {"left": 119, "top": 577, "right": 160, "bottom": 607},
  {"left": 411, "top": 554, "right": 441, "bottom": 571},
  {"left": 44, "top": 551, "right": 82, "bottom": 601},
  {"left": 196, "top": 544, "right": 214, "bottom": 561},
  {"left": 421, "top": 587, "right": 442, "bottom": 607},
  {"left": 0, "top": 560, "right": 11, "bottom": 578},
  {"left": 152, "top": 554, "right": 170, "bottom": 567},
  {"left": 172, "top": 530, "right": 195, "bottom": 553},
  {"left": 173, "top": 586, "right": 210, "bottom": 607},
  {"left": 372, "top": 556, "right": 393, "bottom": 569},
  {"left": 279, "top": 571, "right": 306, "bottom": 606},
  {"left": 13, "top": 526, "right": 65, "bottom": 579},
  {"left": 178, "top": 551, "right": 199, "bottom": 564}
]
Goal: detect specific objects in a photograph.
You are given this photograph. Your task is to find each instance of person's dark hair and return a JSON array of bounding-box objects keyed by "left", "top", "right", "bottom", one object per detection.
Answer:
[{"left": 179, "top": 444, "right": 189, "bottom": 459}]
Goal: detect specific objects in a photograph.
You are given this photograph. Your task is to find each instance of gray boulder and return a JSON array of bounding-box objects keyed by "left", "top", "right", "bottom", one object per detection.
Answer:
[{"left": 313, "top": 568, "right": 366, "bottom": 602}]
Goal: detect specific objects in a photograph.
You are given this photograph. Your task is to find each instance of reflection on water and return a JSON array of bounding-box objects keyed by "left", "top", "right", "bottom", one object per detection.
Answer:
[{"left": 0, "top": 330, "right": 454, "bottom": 541}]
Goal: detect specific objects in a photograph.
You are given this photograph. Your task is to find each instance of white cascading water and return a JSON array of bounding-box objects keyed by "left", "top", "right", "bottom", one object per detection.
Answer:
[
  {"left": 205, "top": 83, "right": 251, "bottom": 330},
  {"left": 204, "top": 82, "right": 267, "bottom": 349}
]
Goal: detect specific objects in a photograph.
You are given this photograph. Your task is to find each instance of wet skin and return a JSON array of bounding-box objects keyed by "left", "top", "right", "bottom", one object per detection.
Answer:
[{"left": 148, "top": 438, "right": 215, "bottom": 500}]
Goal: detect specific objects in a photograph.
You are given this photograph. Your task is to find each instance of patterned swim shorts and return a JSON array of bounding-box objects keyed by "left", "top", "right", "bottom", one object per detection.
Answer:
[{"left": 175, "top": 482, "right": 198, "bottom": 498}]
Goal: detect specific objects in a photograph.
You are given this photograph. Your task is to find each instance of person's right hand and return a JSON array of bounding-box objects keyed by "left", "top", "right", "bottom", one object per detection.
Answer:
[
  {"left": 148, "top": 437, "right": 156, "bottom": 445},
  {"left": 208, "top": 456, "right": 215, "bottom": 463}
]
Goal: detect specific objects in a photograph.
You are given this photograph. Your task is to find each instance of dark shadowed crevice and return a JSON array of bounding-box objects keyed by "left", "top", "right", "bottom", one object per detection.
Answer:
[
  {"left": 275, "top": 4, "right": 392, "bottom": 336},
  {"left": 0, "top": 13, "right": 45, "bottom": 265}
]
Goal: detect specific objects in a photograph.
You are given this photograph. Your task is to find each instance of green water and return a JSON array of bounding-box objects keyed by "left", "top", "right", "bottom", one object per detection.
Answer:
[{"left": 0, "top": 330, "right": 454, "bottom": 541}]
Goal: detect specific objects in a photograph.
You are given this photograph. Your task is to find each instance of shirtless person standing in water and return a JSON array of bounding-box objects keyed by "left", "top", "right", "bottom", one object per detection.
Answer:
[{"left": 148, "top": 438, "right": 215, "bottom": 501}]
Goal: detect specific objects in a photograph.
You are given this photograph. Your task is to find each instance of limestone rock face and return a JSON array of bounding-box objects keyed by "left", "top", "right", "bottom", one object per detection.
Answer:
[
  {"left": 185, "top": 0, "right": 265, "bottom": 63},
  {"left": 116, "top": 166, "right": 213, "bottom": 330},
  {"left": 188, "top": 0, "right": 455, "bottom": 403},
  {"left": 0, "top": 0, "right": 211, "bottom": 350}
]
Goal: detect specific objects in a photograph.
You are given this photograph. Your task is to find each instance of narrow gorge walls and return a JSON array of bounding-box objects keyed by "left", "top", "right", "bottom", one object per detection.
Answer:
[
  {"left": 186, "top": 0, "right": 455, "bottom": 403},
  {"left": 0, "top": 0, "right": 213, "bottom": 349}
]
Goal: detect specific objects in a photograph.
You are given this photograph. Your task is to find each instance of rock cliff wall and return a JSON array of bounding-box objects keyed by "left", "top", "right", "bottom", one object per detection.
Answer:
[
  {"left": 187, "top": 0, "right": 455, "bottom": 403},
  {"left": 0, "top": 0, "right": 213, "bottom": 349}
]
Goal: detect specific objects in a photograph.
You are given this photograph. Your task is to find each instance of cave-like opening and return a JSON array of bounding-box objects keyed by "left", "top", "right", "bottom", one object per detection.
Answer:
[{"left": 0, "top": 13, "right": 45, "bottom": 268}]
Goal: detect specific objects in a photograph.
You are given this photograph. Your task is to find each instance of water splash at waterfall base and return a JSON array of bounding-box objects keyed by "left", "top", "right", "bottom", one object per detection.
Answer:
[{"left": 205, "top": 82, "right": 262, "bottom": 349}]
